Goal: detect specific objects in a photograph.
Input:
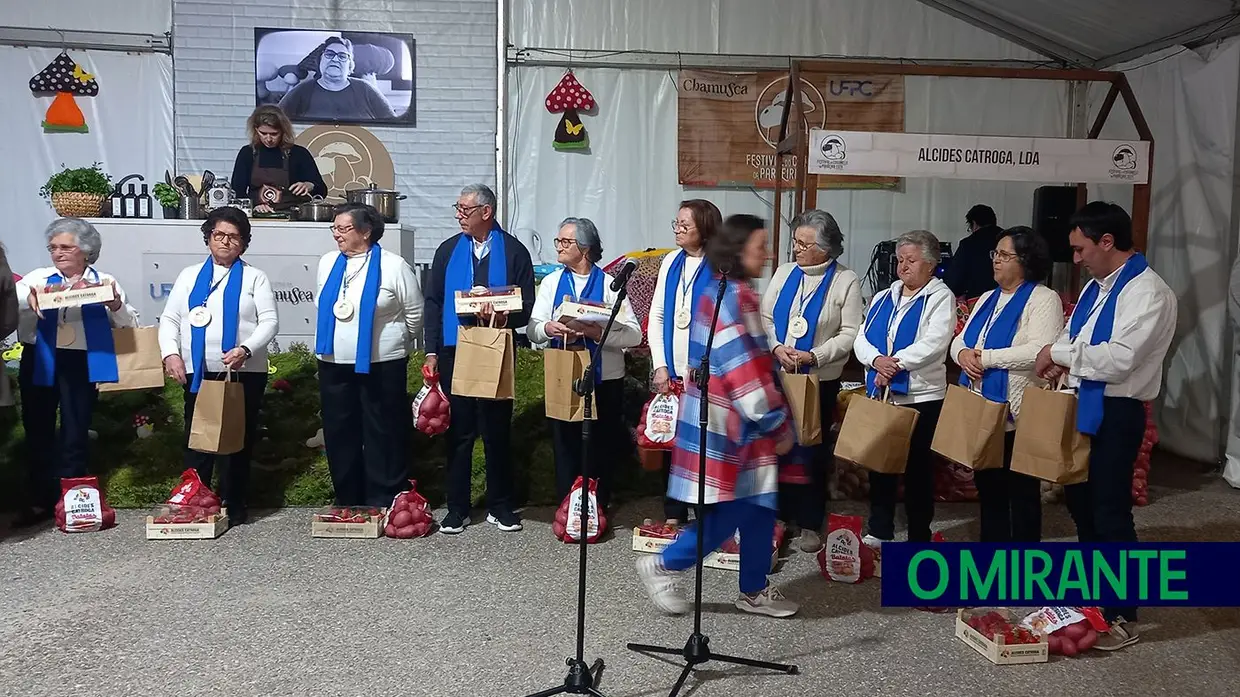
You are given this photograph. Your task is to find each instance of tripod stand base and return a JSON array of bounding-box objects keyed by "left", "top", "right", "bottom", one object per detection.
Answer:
[
  {"left": 524, "top": 658, "right": 608, "bottom": 697},
  {"left": 628, "top": 633, "right": 797, "bottom": 697}
]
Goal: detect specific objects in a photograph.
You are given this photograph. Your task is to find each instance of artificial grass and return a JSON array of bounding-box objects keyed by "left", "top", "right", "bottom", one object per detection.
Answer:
[{"left": 0, "top": 345, "right": 662, "bottom": 511}]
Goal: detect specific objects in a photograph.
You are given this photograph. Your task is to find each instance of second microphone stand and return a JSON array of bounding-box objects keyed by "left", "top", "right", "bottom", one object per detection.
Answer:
[{"left": 626, "top": 272, "right": 798, "bottom": 697}]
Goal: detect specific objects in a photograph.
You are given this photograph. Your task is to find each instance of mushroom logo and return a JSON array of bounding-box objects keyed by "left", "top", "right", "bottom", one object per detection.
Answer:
[
  {"left": 820, "top": 135, "right": 847, "bottom": 161},
  {"left": 296, "top": 124, "right": 396, "bottom": 198},
  {"left": 753, "top": 77, "right": 826, "bottom": 149},
  {"left": 1112, "top": 144, "right": 1137, "bottom": 171},
  {"left": 545, "top": 71, "right": 597, "bottom": 152},
  {"left": 29, "top": 52, "right": 100, "bottom": 134}
]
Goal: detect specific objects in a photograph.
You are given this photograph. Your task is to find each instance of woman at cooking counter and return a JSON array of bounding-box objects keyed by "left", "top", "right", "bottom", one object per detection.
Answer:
[
  {"left": 230, "top": 105, "right": 327, "bottom": 213},
  {"left": 159, "top": 207, "right": 279, "bottom": 527}
]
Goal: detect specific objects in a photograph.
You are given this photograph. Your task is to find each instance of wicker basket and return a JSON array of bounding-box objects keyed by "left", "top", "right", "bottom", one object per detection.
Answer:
[{"left": 51, "top": 192, "right": 107, "bottom": 218}]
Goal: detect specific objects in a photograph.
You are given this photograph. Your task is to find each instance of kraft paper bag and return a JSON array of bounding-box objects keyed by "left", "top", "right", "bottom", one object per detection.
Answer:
[
  {"left": 544, "top": 347, "right": 596, "bottom": 422},
  {"left": 834, "top": 388, "right": 919, "bottom": 474},
  {"left": 1010, "top": 384, "right": 1091, "bottom": 485},
  {"left": 778, "top": 370, "right": 822, "bottom": 446},
  {"left": 451, "top": 326, "right": 515, "bottom": 400},
  {"left": 98, "top": 327, "right": 165, "bottom": 393},
  {"left": 930, "top": 383, "right": 1008, "bottom": 470},
  {"left": 188, "top": 372, "right": 246, "bottom": 455}
]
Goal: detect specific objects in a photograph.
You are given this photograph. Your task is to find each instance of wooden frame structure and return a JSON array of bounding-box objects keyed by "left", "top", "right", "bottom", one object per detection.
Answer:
[{"left": 770, "top": 60, "right": 1154, "bottom": 265}]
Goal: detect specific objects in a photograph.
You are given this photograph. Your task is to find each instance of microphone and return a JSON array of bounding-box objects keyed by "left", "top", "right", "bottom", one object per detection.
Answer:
[{"left": 610, "top": 258, "right": 638, "bottom": 292}]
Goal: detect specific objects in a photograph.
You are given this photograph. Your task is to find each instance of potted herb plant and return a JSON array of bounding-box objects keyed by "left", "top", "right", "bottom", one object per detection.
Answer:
[
  {"left": 39, "top": 162, "right": 112, "bottom": 218},
  {"left": 153, "top": 182, "right": 181, "bottom": 219}
]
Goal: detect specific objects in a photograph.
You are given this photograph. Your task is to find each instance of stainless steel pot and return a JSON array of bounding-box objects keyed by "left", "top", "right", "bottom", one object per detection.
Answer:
[
  {"left": 290, "top": 197, "right": 337, "bottom": 223},
  {"left": 345, "top": 184, "right": 406, "bottom": 223}
]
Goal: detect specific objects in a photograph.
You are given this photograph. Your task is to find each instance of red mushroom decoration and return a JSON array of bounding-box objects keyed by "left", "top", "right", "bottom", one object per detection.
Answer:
[
  {"left": 545, "top": 71, "right": 596, "bottom": 152},
  {"left": 29, "top": 52, "right": 100, "bottom": 134}
]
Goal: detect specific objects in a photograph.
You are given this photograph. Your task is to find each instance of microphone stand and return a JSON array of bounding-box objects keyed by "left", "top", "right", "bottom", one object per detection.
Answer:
[
  {"left": 524, "top": 274, "right": 631, "bottom": 697},
  {"left": 626, "top": 271, "right": 797, "bottom": 697}
]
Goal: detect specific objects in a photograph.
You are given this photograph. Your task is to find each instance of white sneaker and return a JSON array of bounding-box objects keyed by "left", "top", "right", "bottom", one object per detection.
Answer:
[
  {"left": 636, "top": 555, "right": 689, "bottom": 615},
  {"left": 862, "top": 534, "right": 885, "bottom": 579},
  {"left": 735, "top": 585, "right": 799, "bottom": 618},
  {"left": 798, "top": 530, "right": 824, "bottom": 554}
]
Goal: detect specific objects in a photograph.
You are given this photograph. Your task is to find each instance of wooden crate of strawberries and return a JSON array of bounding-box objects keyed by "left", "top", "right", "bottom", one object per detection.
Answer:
[
  {"left": 955, "top": 608, "right": 1048, "bottom": 665},
  {"left": 311, "top": 506, "right": 386, "bottom": 539}
]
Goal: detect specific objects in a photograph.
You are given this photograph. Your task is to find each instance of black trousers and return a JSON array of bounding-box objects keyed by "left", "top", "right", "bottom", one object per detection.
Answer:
[
  {"left": 18, "top": 346, "right": 97, "bottom": 510},
  {"left": 779, "top": 378, "right": 842, "bottom": 532},
  {"left": 438, "top": 348, "right": 514, "bottom": 516},
  {"left": 182, "top": 371, "right": 268, "bottom": 518},
  {"left": 868, "top": 399, "right": 943, "bottom": 543},
  {"left": 551, "top": 378, "right": 625, "bottom": 510},
  {"left": 318, "top": 358, "right": 410, "bottom": 508},
  {"left": 973, "top": 431, "right": 1043, "bottom": 543},
  {"left": 1066, "top": 397, "right": 1145, "bottom": 623}
]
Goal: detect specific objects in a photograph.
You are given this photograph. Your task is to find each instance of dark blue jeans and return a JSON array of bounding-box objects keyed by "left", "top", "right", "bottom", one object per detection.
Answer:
[
  {"left": 660, "top": 498, "right": 777, "bottom": 595},
  {"left": 19, "top": 345, "right": 97, "bottom": 509}
]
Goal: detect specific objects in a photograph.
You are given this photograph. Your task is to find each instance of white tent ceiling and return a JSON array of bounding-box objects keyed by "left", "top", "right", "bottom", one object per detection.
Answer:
[{"left": 918, "top": 0, "right": 1240, "bottom": 67}]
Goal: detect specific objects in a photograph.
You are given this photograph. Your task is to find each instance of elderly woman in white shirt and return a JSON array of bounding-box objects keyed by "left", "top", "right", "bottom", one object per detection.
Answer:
[
  {"left": 13, "top": 217, "right": 139, "bottom": 527},
  {"left": 159, "top": 206, "right": 279, "bottom": 525},
  {"left": 529, "top": 217, "right": 642, "bottom": 511},
  {"left": 853, "top": 229, "right": 956, "bottom": 553},
  {"left": 760, "top": 208, "right": 863, "bottom": 554},
  {"left": 646, "top": 198, "right": 722, "bottom": 524},
  {"left": 952, "top": 226, "right": 1064, "bottom": 543},
  {"left": 315, "top": 203, "right": 423, "bottom": 508}
]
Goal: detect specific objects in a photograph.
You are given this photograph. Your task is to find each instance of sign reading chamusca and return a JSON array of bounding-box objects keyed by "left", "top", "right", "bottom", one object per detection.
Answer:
[
  {"left": 808, "top": 129, "right": 1151, "bottom": 185},
  {"left": 677, "top": 70, "right": 905, "bottom": 189}
]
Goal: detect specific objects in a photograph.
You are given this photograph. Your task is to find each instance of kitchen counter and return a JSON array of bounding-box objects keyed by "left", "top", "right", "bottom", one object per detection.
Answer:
[{"left": 85, "top": 217, "right": 420, "bottom": 350}]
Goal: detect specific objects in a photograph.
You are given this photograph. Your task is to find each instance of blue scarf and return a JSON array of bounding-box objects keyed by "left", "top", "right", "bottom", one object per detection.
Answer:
[
  {"left": 552, "top": 265, "right": 605, "bottom": 383},
  {"left": 1069, "top": 253, "right": 1148, "bottom": 435},
  {"left": 862, "top": 286, "right": 927, "bottom": 397},
  {"left": 315, "top": 244, "right": 383, "bottom": 373},
  {"left": 33, "top": 269, "right": 119, "bottom": 387},
  {"left": 661, "top": 250, "right": 711, "bottom": 379},
  {"left": 959, "top": 281, "right": 1035, "bottom": 404},
  {"left": 772, "top": 261, "right": 837, "bottom": 351},
  {"left": 442, "top": 224, "right": 508, "bottom": 347},
  {"left": 188, "top": 258, "right": 244, "bottom": 394}
]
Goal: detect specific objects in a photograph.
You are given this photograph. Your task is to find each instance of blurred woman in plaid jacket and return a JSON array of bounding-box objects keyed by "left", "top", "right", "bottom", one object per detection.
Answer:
[{"left": 636, "top": 214, "right": 800, "bottom": 619}]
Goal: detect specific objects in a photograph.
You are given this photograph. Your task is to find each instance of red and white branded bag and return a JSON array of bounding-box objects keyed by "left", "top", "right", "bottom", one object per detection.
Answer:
[
  {"left": 817, "top": 513, "right": 874, "bottom": 583},
  {"left": 412, "top": 365, "right": 451, "bottom": 436},
  {"left": 552, "top": 476, "right": 607, "bottom": 543},
  {"left": 153, "top": 469, "right": 222, "bottom": 523},
  {"left": 383, "top": 480, "right": 435, "bottom": 539},
  {"left": 636, "top": 381, "right": 681, "bottom": 450},
  {"left": 54, "top": 476, "right": 116, "bottom": 533}
]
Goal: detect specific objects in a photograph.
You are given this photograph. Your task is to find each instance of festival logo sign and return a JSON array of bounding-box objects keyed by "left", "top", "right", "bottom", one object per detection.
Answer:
[{"left": 296, "top": 124, "right": 396, "bottom": 198}]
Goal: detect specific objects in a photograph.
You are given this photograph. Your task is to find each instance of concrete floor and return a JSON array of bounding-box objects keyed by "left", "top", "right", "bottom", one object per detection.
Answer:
[{"left": 2, "top": 464, "right": 1238, "bottom": 697}]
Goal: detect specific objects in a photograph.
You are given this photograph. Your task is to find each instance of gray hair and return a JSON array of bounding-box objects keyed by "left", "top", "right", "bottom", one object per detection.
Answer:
[
  {"left": 790, "top": 208, "right": 844, "bottom": 259},
  {"left": 460, "top": 183, "right": 497, "bottom": 211},
  {"left": 559, "top": 216, "right": 603, "bottom": 263},
  {"left": 895, "top": 229, "right": 942, "bottom": 264},
  {"left": 45, "top": 217, "right": 102, "bottom": 265}
]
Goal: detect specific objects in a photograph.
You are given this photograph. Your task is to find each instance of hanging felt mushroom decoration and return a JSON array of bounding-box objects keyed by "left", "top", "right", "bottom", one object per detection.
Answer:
[
  {"left": 545, "top": 71, "right": 596, "bottom": 152},
  {"left": 29, "top": 52, "right": 100, "bottom": 134}
]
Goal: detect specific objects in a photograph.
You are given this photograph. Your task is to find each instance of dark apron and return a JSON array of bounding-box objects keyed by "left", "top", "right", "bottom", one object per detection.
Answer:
[{"left": 250, "top": 148, "right": 307, "bottom": 210}]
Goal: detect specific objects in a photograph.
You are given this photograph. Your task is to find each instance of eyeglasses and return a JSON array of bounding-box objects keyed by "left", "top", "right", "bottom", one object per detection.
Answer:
[
  {"left": 792, "top": 239, "right": 822, "bottom": 252},
  {"left": 990, "top": 249, "right": 1018, "bottom": 263},
  {"left": 330, "top": 224, "right": 356, "bottom": 234},
  {"left": 210, "top": 231, "right": 243, "bottom": 244},
  {"left": 553, "top": 238, "right": 583, "bottom": 250},
  {"left": 454, "top": 204, "right": 485, "bottom": 217},
  {"left": 322, "top": 49, "right": 351, "bottom": 63},
  {"left": 47, "top": 244, "right": 80, "bottom": 254},
  {"left": 671, "top": 220, "right": 696, "bottom": 233}
]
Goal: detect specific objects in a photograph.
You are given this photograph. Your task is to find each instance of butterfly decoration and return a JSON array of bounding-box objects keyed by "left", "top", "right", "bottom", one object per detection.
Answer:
[{"left": 545, "top": 71, "right": 597, "bottom": 152}]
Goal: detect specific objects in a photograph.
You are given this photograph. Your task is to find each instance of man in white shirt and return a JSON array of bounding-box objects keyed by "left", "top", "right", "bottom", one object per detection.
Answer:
[{"left": 1036, "top": 201, "right": 1177, "bottom": 651}]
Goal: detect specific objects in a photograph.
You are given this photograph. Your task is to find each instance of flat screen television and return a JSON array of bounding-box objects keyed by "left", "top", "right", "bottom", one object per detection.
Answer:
[{"left": 254, "top": 28, "right": 416, "bottom": 126}]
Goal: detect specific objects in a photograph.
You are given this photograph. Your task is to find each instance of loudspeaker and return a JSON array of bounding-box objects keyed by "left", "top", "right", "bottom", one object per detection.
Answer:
[{"left": 1033, "top": 186, "right": 1078, "bottom": 263}]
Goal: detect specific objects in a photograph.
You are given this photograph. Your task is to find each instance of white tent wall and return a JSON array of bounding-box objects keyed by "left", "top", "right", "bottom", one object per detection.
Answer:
[
  {"left": 1088, "top": 39, "right": 1240, "bottom": 464},
  {"left": 0, "top": 0, "right": 171, "bottom": 38},
  {"left": 506, "top": 0, "right": 1068, "bottom": 276}
]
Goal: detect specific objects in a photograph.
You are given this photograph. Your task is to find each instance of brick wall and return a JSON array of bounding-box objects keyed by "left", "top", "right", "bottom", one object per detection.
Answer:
[{"left": 172, "top": 0, "right": 497, "bottom": 263}]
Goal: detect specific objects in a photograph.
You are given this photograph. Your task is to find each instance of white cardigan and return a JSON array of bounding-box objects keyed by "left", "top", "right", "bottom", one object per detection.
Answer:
[
  {"left": 315, "top": 247, "right": 424, "bottom": 365},
  {"left": 950, "top": 283, "right": 1065, "bottom": 425},
  {"left": 15, "top": 267, "right": 139, "bottom": 347},
  {"left": 528, "top": 266, "right": 643, "bottom": 381},
  {"left": 647, "top": 250, "right": 707, "bottom": 377},
  {"left": 158, "top": 260, "right": 280, "bottom": 374},
  {"left": 853, "top": 278, "right": 957, "bottom": 405},
  {"left": 760, "top": 260, "right": 864, "bottom": 381}
]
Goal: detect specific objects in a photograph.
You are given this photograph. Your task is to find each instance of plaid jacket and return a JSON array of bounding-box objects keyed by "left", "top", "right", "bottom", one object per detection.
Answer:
[{"left": 668, "top": 277, "right": 793, "bottom": 509}]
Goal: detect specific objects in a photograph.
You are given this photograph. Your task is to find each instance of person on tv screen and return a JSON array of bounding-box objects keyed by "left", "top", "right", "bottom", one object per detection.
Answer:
[{"left": 278, "top": 37, "right": 397, "bottom": 122}]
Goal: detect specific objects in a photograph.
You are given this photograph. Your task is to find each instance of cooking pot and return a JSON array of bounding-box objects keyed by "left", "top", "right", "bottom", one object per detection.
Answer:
[
  {"left": 345, "top": 184, "right": 406, "bottom": 223},
  {"left": 290, "top": 197, "right": 337, "bottom": 223}
]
